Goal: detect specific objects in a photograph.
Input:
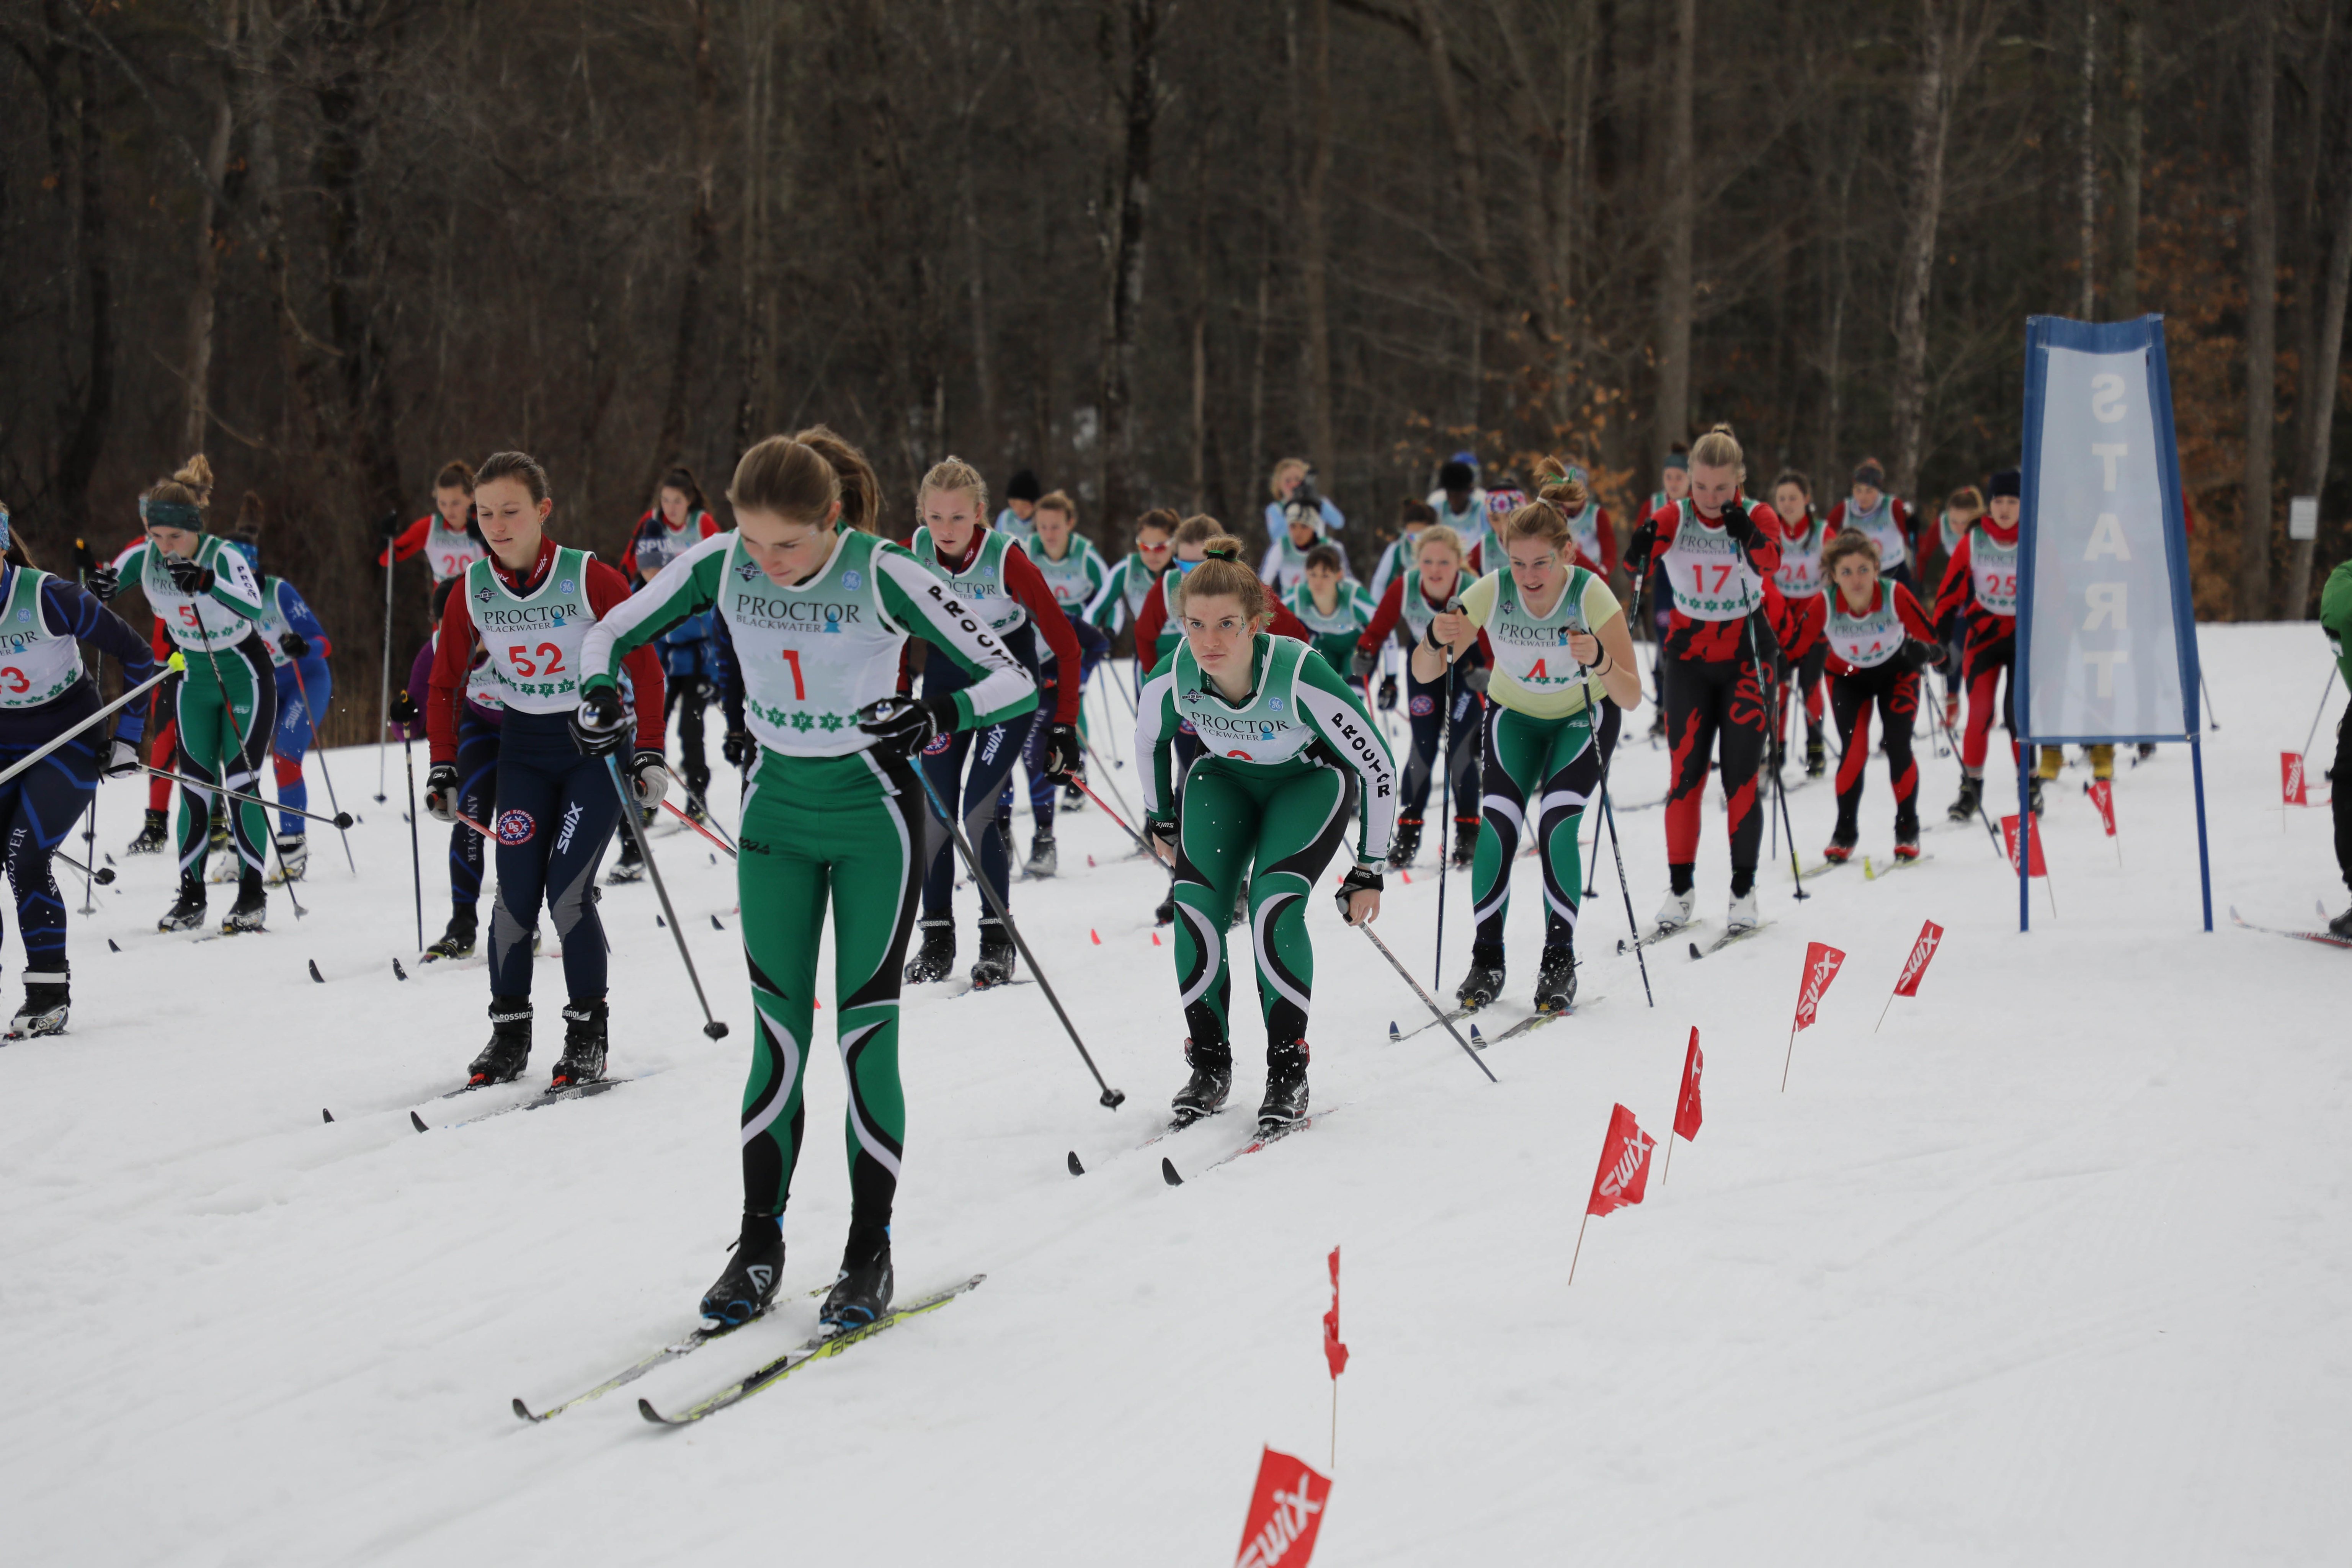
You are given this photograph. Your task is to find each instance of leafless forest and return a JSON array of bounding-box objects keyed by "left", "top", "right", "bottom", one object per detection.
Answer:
[{"left": 3, "top": 0, "right": 2345, "bottom": 740}]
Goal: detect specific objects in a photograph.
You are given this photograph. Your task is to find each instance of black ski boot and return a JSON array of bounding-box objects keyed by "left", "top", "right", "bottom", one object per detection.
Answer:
[
  {"left": 1533, "top": 944, "right": 1578, "bottom": 1013},
  {"left": 902, "top": 919, "right": 956, "bottom": 983},
  {"left": 1170, "top": 1038, "right": 1233, "bottom": 1124},
  {"left": 467, "top": 996, "right": 532, "bottom": 1086},
  {"left": 700, "top": 1216, "right": 785, "bottom": 1329},
  {"left": 1258, "top": 1041, "right": 1310, "bottom": 1130},
  {"left": 1805, "top": 730, "right": 1827, "bottom": 778},
  {"left": 1455, "top": 941, "right": 1507, "bottom": 1009},
  {"left": 552, "top": 998, "right": 608, "bottom": 1088},
  {"left": 2331, "top": 907, "right": 2352, "bottom": 941},
  {"left": 222, "top": 873, "right": 267, "bottom": 934},
  {"left": 822, "top": 1231, "right": 895, "bottom": 1334},
  {"left": 1947, "top": 773, "right": 1983, "bottom": 824},
  {"left": 1387, "top": 816, "right": 1423, "bottom": 867},
  {"left": 126, "top": 807, "right": 169, "bottom": 855},
  {"left": 5, "top": 975, "right": 70, "bottom": 1040},
  {"left": 157, "top": 875, "right": 207, "bottom": 933},
  {"left": 1024, "top": 829, "right": 1058, "bottom": 878},
  {"left": 1153, "top": 890, "right": 1175, "bottom": 926},
  {"left": 2028, "top": 775, "right": 2047, "bottom": 817},
  {"left": 425, "top": 908, "right": 478, "bottom": 961},
  {"left": 971, "top": 916, "right": 1016, "bottom": 987},
  {"left": 608, "top": 831, "right": 646, "bottom": 883},
  {"left": 1894, "top": 808, "right": 1922, "bottom": 862},
  {"left": 1060, "top": 781, "right": 1086, "bottom": 813},
  {"left": 1450, "top": 816, "right": 1480, "bottom": 869}
]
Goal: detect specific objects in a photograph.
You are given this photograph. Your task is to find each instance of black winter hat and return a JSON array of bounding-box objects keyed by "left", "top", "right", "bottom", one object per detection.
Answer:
[
  {"left": 1005, "top": 469, "right": 1043, "bottom": 504},
  {"left": 1988, "top": 469, "right": 2022, "bottom": 499},
  {"left": 1437, "top": 459, "right": 1477, "bottom": 492}
]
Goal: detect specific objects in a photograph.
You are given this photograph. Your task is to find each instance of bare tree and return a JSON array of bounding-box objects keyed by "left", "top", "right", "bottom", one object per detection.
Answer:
[{"left": 2239, "top": 0, "right": 2278, "bottom": 619}]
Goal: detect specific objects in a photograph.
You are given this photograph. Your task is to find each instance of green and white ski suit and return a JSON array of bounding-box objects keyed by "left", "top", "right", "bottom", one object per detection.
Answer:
[{"left": 581, "top": 526, "right": 1036, "bottom": 1249}]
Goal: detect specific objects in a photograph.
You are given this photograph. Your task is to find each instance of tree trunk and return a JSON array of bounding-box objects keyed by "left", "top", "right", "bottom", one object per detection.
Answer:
[
  {"left": 652, "top": 0, "right": 720, "bottom": 497},
  {"left": 1653, "top": 0, "right": 1694, "bottom": 457},
  {"left": 2077, "top": 0, "right": 2096, "bottom": 319},
  {"left": 315, "top": 17, "right": 406, "bottom": 524},
  {"left": 181, "top": 1, "right": 240, "bottom": 460},
  {"left": 2238, "top": 0, "right": 2278, "bottom": 619},
  {"left": 734, "top": 0, "right": 782, "bottom": 456},
  {"left": 1410, "top": 0, "right": 1491, "bottom": 430},
  {"left": 53, "top": 19, "right": 114, "bottom": 539},
  {"left": 1300, "top": 0, "right": 1336, "bottom": 481},
  {"left": 2287, "top": 58, "right": 2352, "bottom": 618},
  {"left": 2114, "top": 8, "right": 2143, "bottom": 318},
  {"left": 1097, "top": 0, "right": 1160, "bottom": 549},
  {"left": 1890, "top": 0, "right": 1956, "bottom": 503}
]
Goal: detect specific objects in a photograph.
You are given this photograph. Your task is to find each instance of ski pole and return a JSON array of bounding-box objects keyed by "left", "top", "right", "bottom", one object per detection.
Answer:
[
  {"left": 898, "top": 731, "right": 1124, "bottom": 1109},
  {"left": 1432, "top": 621, "right": 1457, "bottom": 990},
  {"left": 182, "top": 593, "right": 302, "bottom": 908},
  {"left": 376, "top": 525, "right": 396, "bottom": 800},
  {"left": 285, "top": 656, "right": 356, "bottom": 873},
  {"left": 661, "top": 795, "right": 738, "bottom": 859},
  {"left": 1576, "top": 657, "right": 1653, "bottom": 1009},
  {"left": 54, "top": 847, "right": 114, "bottom": 885},
  {"left": 1074, "top": 725, "right": 1142, "bottom": 828},
  {"left": 1357, "top": 921, "right": 1495, "bottom": 1082},
  {"left": 2299, "top": 666, "right": 2340, "bottom": 762},
  {"left": 0, "top": 666, "right": 175, "bottom": 790},
  {"left": 1744, "top": 614, "right": 1806, "bottom": 901},
  {"left": 604, "top": 755, "right": 730, "bottom": 1040},
  {"left": 1926, "top": 675, "right": 2005, "bottom": 856},
  {"left": 399, "top": 725, "right": 424, "bottom": 950},
  {"left": 1068, "top": 774, "right": 1157, "bottom": 857},
  {"left": 77, "top": 795, "right": 99, "bottom": 913}
]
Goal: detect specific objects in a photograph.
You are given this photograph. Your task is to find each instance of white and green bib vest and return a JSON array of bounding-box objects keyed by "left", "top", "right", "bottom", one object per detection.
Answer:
[
  {"left": 1844, "top": 495, "right": 1909, "bottom": 570},
  {"left": 1029, "top": 536, "right": 1101, "bottom": 613},
  {"left": 0, "top": 568, "right": 87, "bottom": 709},
  {"left": 1969, "top": 527, "right": 2020, "bottom": 616},
  {"left": 1286, "top": 580, "right": 1367, "bottom": 637},
  {"left": 468, "top": 546, "right": 598, "bottom": 714},
  {"left": 1659, "top": 501, "right": 1764, "bottom": 622},
  {"left": 910, "top": 526, "right": 1029, "bottom": 636},
  {"left": 1173, "top": 635, "right": 1320, "bottom": 766},
  {"left": 1824, "top": 582, "right": 1906, "bottom": 669},
  {"left": 1398, "top": 568, "right": 1458, "bottom": 644},
  {"left": 1774, "top": 514, "right": 1826, "bottom": 600},
  {"left": 1484, "top": 565, "right": 1599, "bottom": 700},
  {"left": 716, "top": 531, "right": 914, "bottom": 756},
  {"left": 1262, "top": 531, "right": 1315, "bottom": 593},
  {"left": 139, "top": 536, "right": 265, "bottom": 654},
  {"left": 253, "top": 580, "right": 296, "bottom": 668}
]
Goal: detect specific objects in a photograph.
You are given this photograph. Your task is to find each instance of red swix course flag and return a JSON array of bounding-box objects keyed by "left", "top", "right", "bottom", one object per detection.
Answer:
[
  {"left": 1235, "top": 1449, "right": 1333, "bottom": 1568},
  {"left": 1791, "top": 941, "right": 1847, "bottom": 1032},
  {"left": 2000, "top": 813, "right": 2048, "bottom": 877},
  {"left": 1587, "top": 1103, "right": 1657, "bottom": 1216},
  {"left": 1322, "top": 1247, "right": 1348, "bottom": 1379},
  {"left": 1673, "top": 1028, "right": 1704, "bottom": 1142},
  {"left": 2087, "top": 777, "right": 2117, "bottom": 836},
  {"left": 2282, "top": 751, "right": 2310, "bottom": 806},
  {"left": 1893, "top": 920, "right": 1944, "bottom": 998}
]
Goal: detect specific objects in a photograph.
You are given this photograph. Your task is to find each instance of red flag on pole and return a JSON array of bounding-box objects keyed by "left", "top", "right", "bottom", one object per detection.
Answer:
[
  {"left": 2282, "top": 751, "right": 2310, "bottom": 806},
  {"left": 1999, "top": 813, "right": 2048, "bottom": 877},
  {"left": 1321, "top": 1246, "right": 1348, "bottom": 1379},
  {"left": 1234, "top": 1448, "right": 1333, "bottom": 1568},
  {"left": 2087, "top": 778, "right": 2117, "bottom": 836},
  {"left": 1673, "top": 1028, "right": 1704, "bottom": 1141},
  {"left": 1877, "top": 919, "right": 1944, "bottom": 1032},
  {"left": 1569, "top": 1104, "right": 1655, "bottom": 1284},
  {"left": 1783, "top": 941, "right": 1847, "bottom": 1091}
]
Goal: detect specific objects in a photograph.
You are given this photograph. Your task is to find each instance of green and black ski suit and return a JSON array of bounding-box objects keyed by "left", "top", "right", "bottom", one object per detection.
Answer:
[
  {"left": 581, "top": 526, "right": 1036, "bottom": 1257},
  {"left": 1136, "top": 633, "right": 1396, "bottom": 1056}
]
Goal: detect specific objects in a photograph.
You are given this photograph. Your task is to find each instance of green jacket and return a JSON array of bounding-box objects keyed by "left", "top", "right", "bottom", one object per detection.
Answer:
[{"left": 2322, "top": 559, "right": 2352, "bottom": 689}]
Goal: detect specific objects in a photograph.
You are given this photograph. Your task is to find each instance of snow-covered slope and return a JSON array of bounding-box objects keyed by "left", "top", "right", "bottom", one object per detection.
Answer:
[{"left": 1, "top": 623, "right": 2344, "bottom": 1566}]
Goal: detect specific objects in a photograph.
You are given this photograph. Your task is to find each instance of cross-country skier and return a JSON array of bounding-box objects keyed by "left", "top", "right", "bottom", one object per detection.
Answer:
[
  {"left": 1823, "top": 457, "right": 1919, "bottom": 590},
  {"left": 1934, "top": 468, "right": 2035, "bottom": 820},
  {"left": 1931, "top": 485, "right": 1985, "bottom": 728},
  {"left": 225, "top": 497, "right": 334, "bottom": 884},
  {"left": 1640, "top": 444, "right": 1691, "bottom": 739},
  {"left": 2322, "top": 556, "right": 2352, "bottom": 939},
  {"left": 1767, "top": 469, "right": 1831, "bottom": 779},
  {"left": 0, "top": 504, "right": 154, "bottom": 1035},
  {"left": 410, "top": 575, "right": 501, "bottom": 959},
  {"left": 423, "top": 450, "right": 665, "bottom": 1089},
  {"left": 378, "top": 459, "right": 488, "bottom": 589},
  {"left": 899, "top": 458, "right": 1081, "bottom": 988},
  {"left": 1352, "top": 524, "right": 1485, "bottom": 868},
  {"left": 1019, "top": 489, "right": 1110, "bottom": 856},
  {"left": 1424, "top": 456, "right": 1494, "bottom": 561},
  {"left": 1264, "top": 457, "right": 1346, "bottom": 537},
  {"left": 1418, "top": 463, "right": 1644, "bottom": 1013},
  {"left": 1285, "top": 543, "right": 1374, "bottom": 676},
  {"left": 1083, "top": 507, "right": 1176, "bottom": 645},
  {"left": 1137, "top": 537, "right": 1395, "bottom": 1131},
  {"left": 1554, "top": 460, "right": 1620, "bottom": 585},
  {"left": 107, "top": 455, "right": 213, "bottom": 859},
  {"left": 1622, "top": 424, "right": 1786, "bottom": 936},
  {"left": 993, "top": 468, "right": 1043, "bottom": 547},
  {"left": 1797, "top": 529, "right": 1944, "bottom": 862},
  {"left": 577, "top": 426, "right": 1038, "bottom": 1333},
  {"left": 615, "top": 468, "right": 724, "bottom": 885}
]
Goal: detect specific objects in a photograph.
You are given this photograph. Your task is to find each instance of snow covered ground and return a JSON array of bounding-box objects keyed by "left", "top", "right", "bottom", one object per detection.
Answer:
[{"left": 1, "top": 622, "right": 2345, "bottom": 1566}]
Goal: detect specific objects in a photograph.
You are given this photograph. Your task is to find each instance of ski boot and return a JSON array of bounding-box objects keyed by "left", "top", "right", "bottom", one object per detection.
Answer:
[
  {"left": 1654, "top": 886, "right": 1697, "bottom": 934},
  {"left": 126, "top": 808, "right": 168, "bottom": 855},
  {"left": 424, "top": 908, "right": 478, "bottom": 961},
  {"left": 607, "top": 832, "right": 646, "bottom": 883},
  {"left": 700, "top": 1217, "right": 784, "bottom": 1329},
  {"left": 1455, "top": 941, "right": 1507, "bottom": 1009},
  {"left": 467, "top": 996, "right": 532, "bottom": 1086},
  {"left": 222, "top": 873, "right": 268, "bottom": 933},
  {"left": 1060, "top": 781, "right": 1086, "bottom": 813},
  {"left": 902, "top": 919, "right": 956, "bottom": 983},
  {"left": 1947, "top": 773, "right": 1983, "bottom": 824},
  {"left": 1258, "top": 1041, "right": 1311, "bottom": 1130},
  {"left": 551, "top": 998, "right": 609, "bottom": 1088},
  {"left": 1387, "top": 816, "right": 1423, "bottom": 868},
  {"left": 1153, "top": 890, "right": 1175, "bottom": 927},
  {"left": 971, "top": 916, "right": 1017, "bottom": 988},
  {"left": 1532, "top": 944, "right": 1577, "bottom": 1013},
  {"left": 821, "top": 1231, "right": 895, "bottom": 1333},
  {"left": 1805, "top": 731, "right": 1827, "bottom": 779},
  {"left": 2136, "top": 742, "right": 2158, "bottom": 763},
  {"left": 1893, "top": 809, "right": 1922, "bottom": 862},
  {"left": 1725, "top": 887, "right": 1761, "bottom": 935},
  {"left": 157, "top": 876, "right": 207, "bottom": 933},
  {"left": 1450, "top": 816, "right": 1480, "bottom": 869},
  {"left": 1024, "top": 830, "right": 1058, "bottom": 879},
  {"left": 267, "top": 831, "right": 309, "bottom": 885},
  {"left": 1822, "top": 828, "right": 1858, "bottom": 864},
  {"left": 2028, "top": 775, "right": 2047, "bottom": 817},
  {"left": 1170, "top": 1037, "right": 1233, "bottom": 1124},
  {"left": 2330, "top": 908, "right": 2352, "bottom": 941},
  {"left": 683, "top": 793, "right": 710, "bottom": 826},
  {"left": 5, "top": 974, "right": 70, "bottom": 1040}
]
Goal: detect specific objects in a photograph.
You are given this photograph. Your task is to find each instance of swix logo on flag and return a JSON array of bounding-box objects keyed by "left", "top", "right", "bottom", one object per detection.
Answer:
[
  {"left": 2000, "top": 813, "right": 2048, "bottom": 877},
  {"left": 1673, "top": 1028, "right": 1704, "bottom": 1142},
  {"left": 1791, "top": 941, "right": 1847, "bottom": 1032},
  {"left": 2282, "top": 751, "right": 2309, "bottom": 806},
  {"left": 1586, "top": 1103, "right": 1656, "bottom": 1217},
  {"left": 1234, "top": 1449, "right": 1332, "bottom": 1568},
  {"left": 2087, "top": 778, "right": 2117, "bottom": 836},
  {"left": 1321, "top": 1247, "right": 1348, "bottom": 1380},
  {"left": 1893, "top": 919, "right": 1944, "bottom": 998}
]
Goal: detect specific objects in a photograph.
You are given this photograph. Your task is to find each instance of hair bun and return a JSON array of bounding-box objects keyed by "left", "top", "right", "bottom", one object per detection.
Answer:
[{"left": 1202, "top": 541, "right": 1241, "bottom": 562}]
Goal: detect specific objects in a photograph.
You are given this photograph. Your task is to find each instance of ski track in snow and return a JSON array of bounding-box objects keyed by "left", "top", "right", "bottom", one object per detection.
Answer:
[{"left": 0, "top": 624, "right": 2346, "bottom": 1565}]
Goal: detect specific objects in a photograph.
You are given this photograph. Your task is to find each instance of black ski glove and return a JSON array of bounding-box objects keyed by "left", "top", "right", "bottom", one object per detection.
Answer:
[
  {"left": 1900, "top": 638, "right": 1948, "bottom": 671},
  {"left": 1350, "top": 645, "right": 1378, "bottom": 683},
  {"left": 1040, "top": 722, "right": 1083, "bottom": 784},
  {"left": 85, "top": 563, "right": 120, "bottom": 601},
  {"left": 570, "top": 684, "right": 628, "bottom": 757},
  {"left": 856, "top": 695, "right": 955, "bottom": 761},
  {"left": 162, "top": 554, "right": 215, "bottom": 594},
  {"left": 424, "top": 763, "right": 460, "bottom": 823},
  {"left": 1720, "top": 500, "right": 1759, "bottom": 547},
  {"left": 722, "top": 728, "right": 756, "bottom": 769},
  {"left": 389, "top": 688, "right": 420, "bottom": 725},
  {"left": 103, "top": 737, "right": 141, "bottom": 779},
  {"left": 1626, "top": 517, "right": 1660, "bottom": 565},
  {"left": 1333, "top": 864, "right": 1384, "bottom": 922},
  {"left": 1377, "top": 674, "right": 1398, "bottom": 711},
  {"left": 279, "top": 632, "right": 309, "bottom": 658}
]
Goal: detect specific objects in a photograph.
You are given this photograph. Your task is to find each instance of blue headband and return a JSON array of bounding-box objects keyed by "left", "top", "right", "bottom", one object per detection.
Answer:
[
  {"left": 140, "top": 497, "right": 204, "bottom": 531},
  {"left": 0, "top": 508, "right": 10, "bottom": 553},
  {"left": 1661, "top": 452, "right": 1689, "bottom": 472}
]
